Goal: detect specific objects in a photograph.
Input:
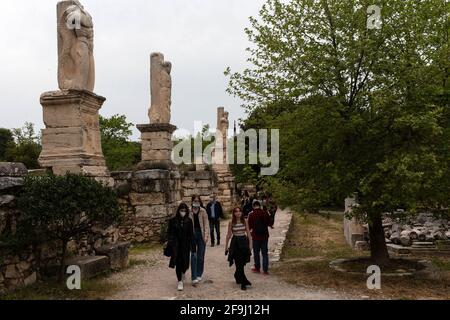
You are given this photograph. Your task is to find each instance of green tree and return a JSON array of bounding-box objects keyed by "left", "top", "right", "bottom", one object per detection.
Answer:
[
  {"left": 227, "top": 0, "right": 449, "bottom": 265},
  {"left": 12, "top": 174, "right": 123, "bottom": 281},
  {"left": 0, "top": 128, "right": 14, "bottom": 161},
  {"left": 99, "top": 114, "right": 141, "bottom": 171},
  {"left": 4, "top": 122, "right": 42, "bottom": 169}
]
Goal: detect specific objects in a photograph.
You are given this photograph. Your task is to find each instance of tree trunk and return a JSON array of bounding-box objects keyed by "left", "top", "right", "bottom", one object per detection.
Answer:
[
  {"left": 58, "top": 240, "right": 68, "bottom": 283},
  {"left": 368, "top": 212, "right": 390, "bottom": 266}
]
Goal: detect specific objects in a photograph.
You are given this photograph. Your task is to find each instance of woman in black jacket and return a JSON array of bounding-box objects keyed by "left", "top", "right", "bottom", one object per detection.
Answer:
[{"left": 167, "top": 202, "right": 195, "bottom": 291}]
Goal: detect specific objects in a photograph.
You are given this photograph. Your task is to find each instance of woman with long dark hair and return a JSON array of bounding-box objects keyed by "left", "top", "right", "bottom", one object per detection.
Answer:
[
  {"left": 225, "top": 207, "right": 253, "bottom": 290},
  {"left": 166, "top": 202, "right": 195, "bottom": 291}
]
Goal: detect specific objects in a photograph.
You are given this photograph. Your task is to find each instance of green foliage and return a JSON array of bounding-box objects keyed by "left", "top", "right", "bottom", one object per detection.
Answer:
[
  {"left": 99, "top": 114, "right": 141, "bottom": 171},
  {"left": 0, "top": 128, "right": 14, "bottom": 160},
  {"left": 4, "top": 174, "right": 123, "bottom": 279},
  {"left": 3, "top": 122, "right": 42, "bottom": 169},
  {"left": 227, "top": 0, "right": 449, "bottom": 262}
]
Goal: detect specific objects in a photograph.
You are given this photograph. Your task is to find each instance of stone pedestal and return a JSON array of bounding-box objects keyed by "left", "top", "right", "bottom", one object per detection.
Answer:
[
  {"left": 343, "top": 196, "right": 365, "bottom": 248},
  {"left": 137, "top": 123, "right": 177, "bottom": 170},
  {"left": 38, "top": 90, "right": 112, "bottom": 184}
]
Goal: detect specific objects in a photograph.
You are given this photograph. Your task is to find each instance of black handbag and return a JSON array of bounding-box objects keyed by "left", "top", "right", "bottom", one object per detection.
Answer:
[{"left": 163, "top": 241, "right": 173, "bottom": 257}]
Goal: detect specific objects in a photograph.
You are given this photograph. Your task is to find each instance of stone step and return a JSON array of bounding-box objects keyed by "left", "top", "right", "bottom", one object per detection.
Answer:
[
  {"left": 411, "top": 241, "right": 436, "bottom": 248},
  {"left": 42, "top": 255, "right": 110, "bottom": 280},
  {"left": 95, "top": 242, "right": 130, "bottom": 271}
]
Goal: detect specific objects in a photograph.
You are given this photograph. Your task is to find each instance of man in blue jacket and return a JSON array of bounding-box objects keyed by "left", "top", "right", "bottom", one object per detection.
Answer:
[{"left": 206, "top": 194, "right": 224, "bottom": 247}]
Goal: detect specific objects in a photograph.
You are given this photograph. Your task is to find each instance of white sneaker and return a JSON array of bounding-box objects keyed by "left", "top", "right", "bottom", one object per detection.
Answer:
[
  {"left": 177, "top": 281, "right": 184, "bottom": 291},
  {"left": 197, "top": 277, "right": 202, "bottom": 282},
  {"left": 192, "top": 279, "right": 199, "bottom": 285}
]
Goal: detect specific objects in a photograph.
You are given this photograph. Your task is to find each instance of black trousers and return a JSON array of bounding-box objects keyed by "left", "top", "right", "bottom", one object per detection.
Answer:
[
  {"left": 234, "top": 262, "right": 250, "bottom": 285},
  {"left": 209, "top": 219, "right": 221, "bottom": 244},
  {"left": 175, "top": 254, "right": 185, "bottom": 281}
]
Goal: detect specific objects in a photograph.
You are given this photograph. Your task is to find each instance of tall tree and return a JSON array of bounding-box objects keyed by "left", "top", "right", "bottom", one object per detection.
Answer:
[
  {"left": 99, "top": 114, "right": 141, "bottom": 171},
  {"left": 227, "top": 0, "right": 449, "bottom": 265},
  {"left": 0, "top": 128, "right": 14, "bottom": 161},
  {"left": 4, "top": 122, "right": 42, "bottom": 169}
]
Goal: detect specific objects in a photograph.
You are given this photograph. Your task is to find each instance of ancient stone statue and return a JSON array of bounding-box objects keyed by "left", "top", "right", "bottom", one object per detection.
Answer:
[
  {"left": 57, "top": 0, "right": 95, "bottom": 92},
  {"left": 219, "top": 111, "right": 229, "bottom": 140},
  {"left": 148, "top": 53, "right": 172, "bottom": 124}
]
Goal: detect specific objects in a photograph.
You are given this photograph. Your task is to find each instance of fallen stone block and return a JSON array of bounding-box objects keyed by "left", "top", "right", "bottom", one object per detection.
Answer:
[
  {"left": 0, "top": 163, "right": 28, "bottom": 177},
  {"left": 42, "top": 256, "right": 110, "bottom": 280},
  {"left": 0, "top": 177, "right": 24, "bottom": 191},
  {"left": 95, "top": 242, "right": 130, "bottom": 271}
]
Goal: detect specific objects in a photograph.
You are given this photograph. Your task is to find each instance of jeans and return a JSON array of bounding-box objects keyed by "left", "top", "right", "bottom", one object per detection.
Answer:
[
  {"left": 253, "top": 239, "right": 269, "bottom": 272},
  {"left": 191, "top": 228, "right": 206, "bottom": 280},
  {"left": 209, "top": 219, "right": 221, "bottom": 245}
]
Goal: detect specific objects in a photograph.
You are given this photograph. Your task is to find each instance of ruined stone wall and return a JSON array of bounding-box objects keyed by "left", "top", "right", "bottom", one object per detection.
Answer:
[
  {"left": 0, "top": 163, "right": 118, "bottom": 293},
  {"left": 0, "top": 164, "right": 36, "bottom": 294},
  {"left": 112, "top": 170, "right": 183, "bottom": 243},
  {"left": 113, "top": 168, "right": 222, "bottom": 244}
]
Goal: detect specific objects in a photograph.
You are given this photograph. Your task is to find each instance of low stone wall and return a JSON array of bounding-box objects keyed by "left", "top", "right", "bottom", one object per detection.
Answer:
[
  {"left": 181, "top": 170, "right": 218, "bottom": 205},
  {"left": 0, "top": 163, "right": 120, "bottom": 293},
  {"left": 113, "top": 169, "right": 223, "bottom": 244},
  {"left": 112, "top": 170, "right": 182, "bottom": 243},
  {"left": 0, "top": 163, "right": 36, "bottom": 293},
  {"left": 215, "top": 170, "right": 239, "bottom": 214}
]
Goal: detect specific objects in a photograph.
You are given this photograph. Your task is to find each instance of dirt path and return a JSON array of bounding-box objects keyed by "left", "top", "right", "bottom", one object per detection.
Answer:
[{"left": 107, "top": 209, "right": 355, "bottom": 300}]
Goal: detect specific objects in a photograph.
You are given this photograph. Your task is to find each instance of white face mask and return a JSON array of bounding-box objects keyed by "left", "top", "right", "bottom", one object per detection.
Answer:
[{"left": 180, "top": 211, "right": 187, "bottom": 218}]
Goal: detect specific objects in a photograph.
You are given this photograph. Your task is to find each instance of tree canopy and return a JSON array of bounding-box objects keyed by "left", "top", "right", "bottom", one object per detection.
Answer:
[{"left": 227, "top": 0, "right": 449, "bottom": 264}]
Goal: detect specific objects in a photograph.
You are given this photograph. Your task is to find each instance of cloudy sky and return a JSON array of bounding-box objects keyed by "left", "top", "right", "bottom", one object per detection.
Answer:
[{"left": 0, "top": 0, "right": 265, "bottom": 139}]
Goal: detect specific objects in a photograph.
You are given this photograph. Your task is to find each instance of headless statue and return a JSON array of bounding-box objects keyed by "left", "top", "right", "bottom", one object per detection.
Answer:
[
  {"left": 57, "top": 0, "right": 95, "bottom": 92},
  {"left": 148, "top": 53, "right": 172, "bottom": 124}
]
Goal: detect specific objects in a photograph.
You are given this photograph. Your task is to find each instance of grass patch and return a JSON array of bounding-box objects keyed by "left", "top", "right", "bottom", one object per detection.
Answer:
[
  {"left": 432, "top": 258, "right": 450, "bottom": 272},
  {"left": 129, "top": 243, "right": 161, "bottom": 255},
  {"left": 273, "top": 210, "right": 450, "bottom": 300}
]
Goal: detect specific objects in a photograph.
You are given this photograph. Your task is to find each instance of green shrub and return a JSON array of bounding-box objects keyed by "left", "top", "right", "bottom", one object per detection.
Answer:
[{"left": 11, "top": 174, "right": 123, "bottom": 281}]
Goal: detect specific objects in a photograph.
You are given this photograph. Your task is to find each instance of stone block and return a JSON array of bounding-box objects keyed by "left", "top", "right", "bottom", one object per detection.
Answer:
[
  {"left": 111, "top": 171, "right": 133, "bottom": 181},
  {"left": 0, "top": 177, "right": 24, "bottom": 191},
  {"left": 170, "top": 171, "right": 181, "bottom": 179},
  {"left": 130, "top": 192, "right": 165, "bottom": 206},
  {"left": 95, "top": 242, "right": 130, "bottom": 271},
  {"left": 141, "top": 131, "right": 172, "bottom": 140},
  {"left": 141, "top": 149, "right": 171, "bottom": 161},
  {"left": 135, "top": 205, "right": 167, "bottom": 218},
  {"left": 0, "top": 163, "right": 28, "bottom": 177},
  {"left": 186, "top": 171, "right": 213, "bottom": 181},
  {"left": 65, "top": 256, "right": 110, "bottom": 280},
  {"left": 142, "top": 139, "right": 173, "bottom": 151},
  {"left": 38, "top": 90, "right": 108, "bottom": 176},
  {"left": 5, "top": 265, "right": 18, "bottom": 279},
  {"left": 23, "top": 272, "right": 37, "bottom": 286},
  {"left": 134, "top": 169, "right": 169, "bottom": 181},
  {"left": 0, "top": 195, "right": 15, "bottom": 206}
]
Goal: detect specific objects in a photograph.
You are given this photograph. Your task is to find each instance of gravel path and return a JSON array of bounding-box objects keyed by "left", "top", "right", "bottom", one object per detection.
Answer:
[{"left": 107, "top": 209, "right": 355, "bottom": 300}]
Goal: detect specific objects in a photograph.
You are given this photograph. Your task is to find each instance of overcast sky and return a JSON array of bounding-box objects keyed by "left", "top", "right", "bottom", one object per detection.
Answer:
[{"left": 0, "top": 0, "right": 265, "bottom": 139}]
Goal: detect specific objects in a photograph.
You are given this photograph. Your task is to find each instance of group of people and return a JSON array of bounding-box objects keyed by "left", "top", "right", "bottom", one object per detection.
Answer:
[{"left": 164, "top": 191, "right": 277, "bottom": 292}]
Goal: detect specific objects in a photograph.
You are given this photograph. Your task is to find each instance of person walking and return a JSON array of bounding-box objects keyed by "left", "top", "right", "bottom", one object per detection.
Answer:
[
  {"left": 225, "top": 207, "right": 252, "bottom": 291},
  {"left": 248, "top": 201, "right": 274, "bottom": 275},
  {"left": 241, "top": 192, "right": 253, "bottom": 219},
  {"left": 190, "top": 195, "right": 209, "bottom": 285},
  {"left": 206, "top": 194, "right": 223, "bottom": 247},
  {"left": 166, "top": 203, "right": 195, "bottom": 291}
]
